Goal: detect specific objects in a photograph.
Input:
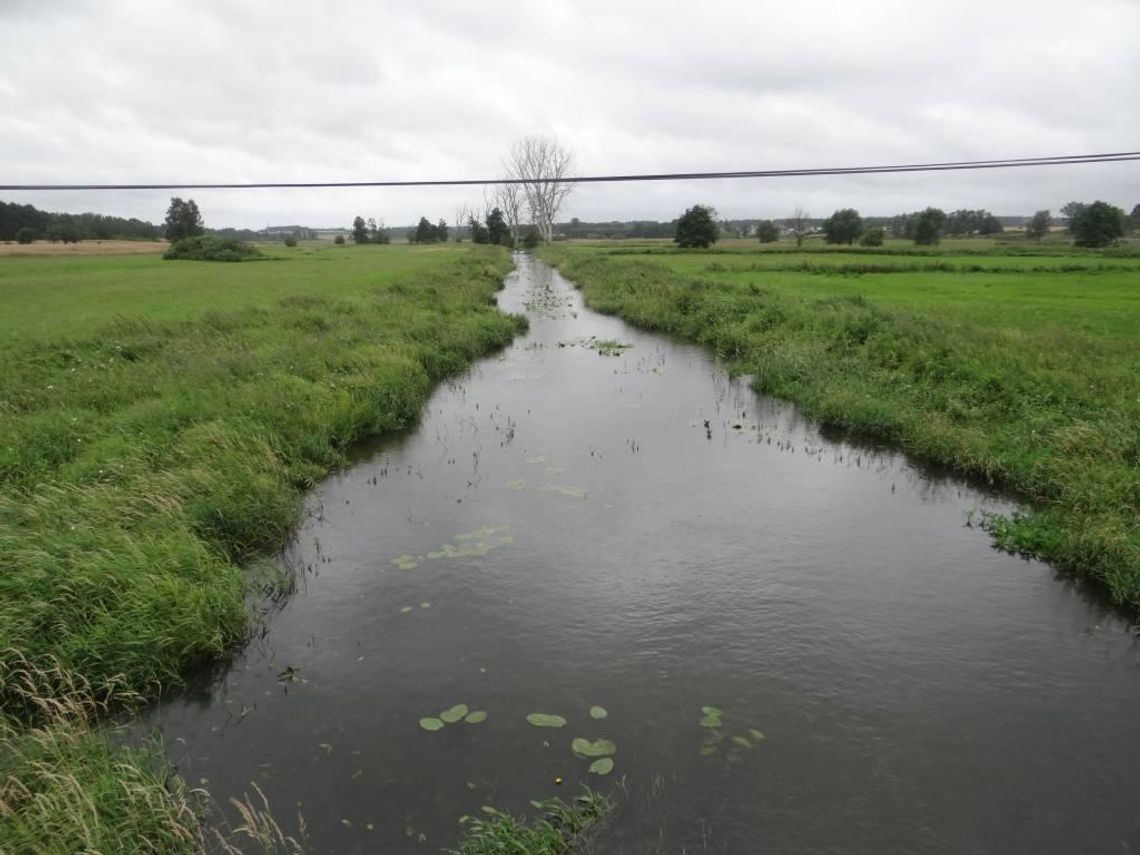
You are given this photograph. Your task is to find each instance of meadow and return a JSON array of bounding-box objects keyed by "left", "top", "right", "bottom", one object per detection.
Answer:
[
  {"left": 0, "top": 242, "right": 523, "bottom": 851},
  {"left": 541, "top": 238, "right": 1140, "bottom": 607}
]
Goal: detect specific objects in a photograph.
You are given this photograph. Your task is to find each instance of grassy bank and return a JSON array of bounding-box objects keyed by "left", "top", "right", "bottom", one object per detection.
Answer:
[
  {"left": 541, "top": 241, "right": 1140, "bottom": 606},
  {"left": 1, "top": 243, "right": 521, "bottom": 849}
]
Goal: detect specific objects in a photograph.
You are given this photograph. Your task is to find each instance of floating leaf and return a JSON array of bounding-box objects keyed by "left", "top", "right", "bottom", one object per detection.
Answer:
[
  {"left": 588, "top": 757, "right": 614, "bottom": 775},
  {"left": 748, "top": 728, "right": 766, "bottom": 744},
  {"left": 572, "top": 738, "right": 617, "bottom": 758},
  {"left": 701, "top": 706, "right": 723, "bottom": 717},
  {"left": 526, "top": 713, "right": 567, "bottom": 728},
  {"left": 589, "top": 705, "right": 608, "bottom": 720},
  {"left": 399, "top": 606, "right": 413, "bottom": 614},
  {"left": 465, "top": 711, "right": 487, "bottom": 724},
  {"left": 419, "top": 718, "right": 444, "bottom": 732},
  {"left": 731, "top": 735, "right": 753, "bottom": 750},
  {"left": 440, "top": 704, "right": 469, "bottom": 724},
  {"left": 699, "top": 715, "right": 722, "bottom": 728}
]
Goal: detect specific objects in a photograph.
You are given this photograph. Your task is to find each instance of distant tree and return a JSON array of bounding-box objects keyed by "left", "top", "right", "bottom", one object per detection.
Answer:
[
  {"left": 911, "top": 207, "right": 946, "bottom": 245},
  {"left": 674, "top": 205, "right": 719, "bottom": 248},
  {"left": 1025, "top": 210, "right": 1052, "bottom": 240},
  {"left": 414, "top": 217, "right": 434, "bottom": 244},
  {"left": 822, "top": 208, "right": 864, "bottom": 245},
  {"left": 436, "top": 219, "right": 449, "bottom": 242},
  {"left": 755, "top": 220, "right": 780, "bottom": 243},
  {"left": 788, "top": 207, "right": 810, "bottom": 248},
  {"left": 504, "top": 136, "right": 576, "bottom": 243},
  {"left": 522, "top": 227, "right": 541, "bottom": 249},
  {"left": 860, "top": 226, "right": 885, "bottom": 247},
  {"left": 284, "top": 236, "right": 297, "bottom": 247},
  {"left": 468, "top": 215, "right": 490, "bottom": 244},
  {"left": 1070, "top": 201, "right": 1126, "bottom": 248},
  {"left": 486, "top": 207, "right": 511, "bottom": 246},
  {"left": 978, "top": 213, "right": 1004, "bottom": 235},
  {"left": 1060, "top": 201, "right": 1087, "bottom": 231},
  {"left": 352, "top": 216, "right": 369, "bottom": 244},
  {"left": 164, "top": 197, "right": 204, "bottom": 242},
  {"left": 1129, "top": 203, "right": 1140, "bottom": 232},
  {"left": 334, "top": 235, "right": 346, "bottom": 245},
  {"left": 15, "top": 226, "right": 37, "bottom": 244}
]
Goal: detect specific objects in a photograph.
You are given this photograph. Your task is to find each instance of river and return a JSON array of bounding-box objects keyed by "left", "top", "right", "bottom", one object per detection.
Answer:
[{"left": 144, "top": 254, "right": 1140, "bottom": 854}]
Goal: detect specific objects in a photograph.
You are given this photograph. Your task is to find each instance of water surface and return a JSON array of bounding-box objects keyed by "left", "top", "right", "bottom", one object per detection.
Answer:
[{"left": 147, "top": 255, "right": 1140, "bottom": 854}]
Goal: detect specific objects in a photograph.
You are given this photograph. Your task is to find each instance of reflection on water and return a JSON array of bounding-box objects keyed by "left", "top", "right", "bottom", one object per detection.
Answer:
[{"left": 142, "top": 255, "right": 1140, "bottom": 855}]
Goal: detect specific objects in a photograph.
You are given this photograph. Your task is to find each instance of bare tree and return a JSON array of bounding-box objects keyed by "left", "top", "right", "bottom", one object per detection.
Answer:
[
  {"left": 454, "top": 203, "right": 477, "bottom": 241},
  {"left": 789, "top": 207, "right": 810, "bottom": 248},
  {"left": 488, "top": 181, "right": 525, "bottom": 244},
  {"left": 504, "top": 136, "right": 576, "bottom": 243}
]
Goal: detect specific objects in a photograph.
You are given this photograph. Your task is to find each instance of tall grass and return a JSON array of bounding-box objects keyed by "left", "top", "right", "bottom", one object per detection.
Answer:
[
  {"left": 449, "top": 789, "right": 610, "bottom": 855},
  {"left": 542, "top": 245, "right": 1140, "bottom": 606},
  {"left": 0, "top": 245, "right": 520, "bottom": 852}
]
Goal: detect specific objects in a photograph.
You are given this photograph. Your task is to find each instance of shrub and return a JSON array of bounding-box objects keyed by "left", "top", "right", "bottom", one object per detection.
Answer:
[
  {"left": 334, "top": 235, "right": 345, "bottom": 245},
  {"left": 15, "top": 227, "right": 37, "bottom": 245},
  {"left": 283, "top": 236, "right": 297, "bottom": 248},
  {"left": 674, "top": 205, "right": 718, "bottom": 248},
  {"left": 755, "top": 220, "right": 780, "bottom": 243},
  {"left": 522, "top": 228, "right": 541, "bottom": 250},
  {"left": 860, "top": 226, "right": 885, "bottom": 247},
  {"left": 163, "top": 236, "right": 262, "bottom": 262},
  {"left": 1071, "top": 201, "right": 1127, "bottom": 248}
]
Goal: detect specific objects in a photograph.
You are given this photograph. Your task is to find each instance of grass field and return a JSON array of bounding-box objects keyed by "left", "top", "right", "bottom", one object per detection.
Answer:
[
  {"left": 0, "top": 242, "right": 521, "bottom": 851},
  {"left": 0, "top": 239, "right": 170, "bottom": 257},
  {"left": 542, "top": 239, "right": 1140, "bottom": 607}
]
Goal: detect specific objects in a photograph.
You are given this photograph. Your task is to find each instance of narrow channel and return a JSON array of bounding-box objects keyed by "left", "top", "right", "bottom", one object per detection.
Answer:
[{"left": 144, "top": 254, "right": 1140, "bottom": 854}]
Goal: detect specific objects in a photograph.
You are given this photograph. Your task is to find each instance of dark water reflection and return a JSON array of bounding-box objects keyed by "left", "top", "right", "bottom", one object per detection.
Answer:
[{"left": 144, "top": 255, "right": 1140, "bottom": 854}]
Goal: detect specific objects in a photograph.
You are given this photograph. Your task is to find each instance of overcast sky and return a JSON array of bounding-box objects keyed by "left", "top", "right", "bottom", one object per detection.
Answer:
[{"left": 1, "top": 0, "right": 1137, "bottom": 229}]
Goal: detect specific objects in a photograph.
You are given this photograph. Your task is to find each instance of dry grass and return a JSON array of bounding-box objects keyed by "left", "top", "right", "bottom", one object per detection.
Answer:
[{"left": 0, "top": 240, "right": 167, "bottom": 257}]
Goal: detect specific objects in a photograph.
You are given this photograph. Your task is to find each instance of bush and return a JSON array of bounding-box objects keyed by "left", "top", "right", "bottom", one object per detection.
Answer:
[
  {"left": 15, "top": 227, "right": 37, "bottom": 245},
  {"left": 522, "top": 228, "right": 541, "bottom": 250},
  {"left": 334, "top": 235, "right": 345, "bottom": 245},
  {"left": 283, "top": 237, "right": 297, "bottom": 248},
  {"left": 860, "top": 226, "right": 885, "bottom": 247},
  {"left": 755, "top": 220, "right": 780, "bottom": 243},
  {"left": 163, "top": 236, "right": 262, "bottom": 262}
]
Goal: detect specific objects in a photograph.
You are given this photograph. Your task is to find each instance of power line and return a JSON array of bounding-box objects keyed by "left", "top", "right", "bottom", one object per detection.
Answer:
[{"left": 2, "top": 151, "right": 1137, "bottom": 192}]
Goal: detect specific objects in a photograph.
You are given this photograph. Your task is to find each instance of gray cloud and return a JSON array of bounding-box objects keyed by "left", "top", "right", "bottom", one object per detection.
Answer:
[{"left": 1, "top": 0, "right": 1136, "bottom": 228}]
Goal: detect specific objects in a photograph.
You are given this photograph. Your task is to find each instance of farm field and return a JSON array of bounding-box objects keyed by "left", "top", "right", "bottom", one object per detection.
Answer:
[
  {"left": 541, "top": 240, "right": 1140, "bottom": 606},
  {"left": 0, "top": 243, "right": 522, "bottom": 851}
]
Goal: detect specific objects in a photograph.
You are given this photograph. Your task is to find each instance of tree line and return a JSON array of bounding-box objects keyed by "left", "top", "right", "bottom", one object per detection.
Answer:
[{"left": 1, "top": 200, "right": 161, "bottom": 243}]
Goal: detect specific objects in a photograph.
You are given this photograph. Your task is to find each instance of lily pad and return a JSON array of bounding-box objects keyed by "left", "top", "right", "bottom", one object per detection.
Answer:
[
  {"left": 419, "top": 718, "right": 444, "bottom": 732},
  {"left": 440, "top": 704, "right": 469, "bottom": 724},
  {"left": 699, "top": 715, "right": 722, "bottom": 728},
  {"left": 731, "top": 735, "right": 753, "bottom": 750},
  {"left": 748, "top": 728, "right": 766, "bottom": 744},
  {"left": 701, "top": 706, "right": 723, "bottom": 717},
  {"left": 465, "top": 711, "right": 488, "bottom": 724},
  {"left": 526, "top": 713, "right": 567, "bottom": 728},
  {"left": 588, "top": 757, "right": 614, "bottom": 775},
  {"left": 572, "top": 737, "right": 617, "bottom": 758},
  {"left": 589, "top": 706, "right": 608, "bottom": 720}
]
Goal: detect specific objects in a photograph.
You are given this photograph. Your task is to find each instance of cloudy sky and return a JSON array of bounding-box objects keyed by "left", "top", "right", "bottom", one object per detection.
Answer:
[{"left": 1, "top": 0, "right": 1137, "bottom": 229}]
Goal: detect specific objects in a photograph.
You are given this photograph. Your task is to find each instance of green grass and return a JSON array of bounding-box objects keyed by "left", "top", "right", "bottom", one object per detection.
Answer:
[
  {"left": 1, "top": 242, "right": 521, "bottom": 852},
  {"left": 541, "top": 240, "right": 1140, "bottom": 607},
  {"left": 449, "top": 789, "right": 610, "bottom": 855}
]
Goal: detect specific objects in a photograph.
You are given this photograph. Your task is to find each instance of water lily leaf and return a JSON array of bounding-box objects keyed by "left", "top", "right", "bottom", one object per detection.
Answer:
[
  {"left": 699, "top": 715, "right": 722, "bottom": 728},
  {"left": 731, "top": 735, "right": 753, "bottom": 750},
  {"left": 589, "top": 706, "right": 608, "bottom": 720},
  {"left": 748, "top": 728, "right": 766, "bottom": 744},
  {"left": 572, "top": 737, "right": 617, "bottom": 758},
  {"left": 526, "top": 713, "right": 567, "bottom": 728},
  {"left": 588, "top": 757, "right": 614, "bottom": 775},
  {"left": 419, "top": 718, "right": 444, "bottom": 732},
  {"left": 399, "top": 606, "right": 413, "bottom": 614},
  {"left": 701, "top": 706, "right": 723, "bottom": 717},
  {"left": 465, "top": 711, "right": 487, "bottom": 724},
  {"left": 440, "top": 704, "right": 469, "bottom": 724}
]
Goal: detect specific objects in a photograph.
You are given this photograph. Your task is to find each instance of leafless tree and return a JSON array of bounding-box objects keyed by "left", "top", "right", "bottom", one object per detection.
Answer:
[
  {"left": 488, "top": 181, "right": 525, "bottom": 244},
  {"left": 789, "top": 207, "right": 810, "bottom": 248},
  {"left": 454, "top": 203, "right": 477, "bottom": 241},
  {"left": 504, "top": 136, "right": 576, "bottom": 243}
]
